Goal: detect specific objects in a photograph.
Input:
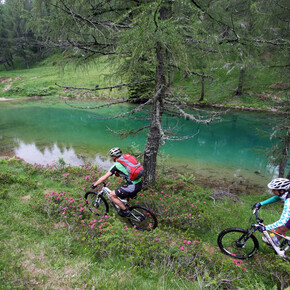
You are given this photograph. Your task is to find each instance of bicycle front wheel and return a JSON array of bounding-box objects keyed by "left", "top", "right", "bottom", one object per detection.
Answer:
[
  {"left": 128, "top": 205, "right": 158, "bottom": 231},
  {"left": 84, "top": 191, "right": 109, "bottom": 216},
  {"left": 217, "top": 228, "right": 259, "bottom": 259}
]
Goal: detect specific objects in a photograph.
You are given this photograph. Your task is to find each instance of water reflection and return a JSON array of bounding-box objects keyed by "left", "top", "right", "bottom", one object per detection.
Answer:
[{"left": 14, "top": 140, "right": 113, "bottom": 169}]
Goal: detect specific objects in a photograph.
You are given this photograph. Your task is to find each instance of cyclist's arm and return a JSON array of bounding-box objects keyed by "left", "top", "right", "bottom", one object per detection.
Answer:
[
  {"left": 93, "top": 171, "right": 112, "bottom": 187},
  {"left": 260, "top": 196, "right": 281, "bottom": 206},
  {"left": 265, "top": 198, "right": 290, "bottom": 230}
]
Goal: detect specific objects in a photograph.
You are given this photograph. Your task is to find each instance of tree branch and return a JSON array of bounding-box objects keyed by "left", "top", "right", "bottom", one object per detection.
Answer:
[
  {"left": 64, "top": 99, "right": 128, "bottom": 110},
  {"left": 106, "top": 125, "right": 150, "bottom": 137},
  {"left": 55, "top": 78, "right": 154, "bottom": 92},
  {"left": 89, "top": 98, "right": 153, "bottom": 120},
  {"left": 164, "top": 100, "right": 221, "bottom": 124}
]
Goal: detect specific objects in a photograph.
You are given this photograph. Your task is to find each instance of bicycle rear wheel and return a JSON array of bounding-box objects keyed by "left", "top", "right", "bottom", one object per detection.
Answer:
[
  {"left": 217, "top": 228, "right": 259, "bottom": 259},
  {"left": 84, "top": 191, "right": 109, "bottom": 216},
  {"left": 128, "top": 205, "right": 158, "bottom": 231}
]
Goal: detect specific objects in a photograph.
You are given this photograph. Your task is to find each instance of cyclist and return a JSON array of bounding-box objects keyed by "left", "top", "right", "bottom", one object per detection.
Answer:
[
  {"left": 252, "top": 178, "right": 290, "bottom": 243},
  {"left": 92, "top": 147, "right": 143, "bottom": 217}
]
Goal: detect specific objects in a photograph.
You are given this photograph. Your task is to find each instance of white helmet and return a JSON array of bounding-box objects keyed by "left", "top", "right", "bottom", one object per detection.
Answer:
[
  {"left": 108, "top": 147, "right": 122, "bottom": 157},
  {"left": 267, "top": 178, "right": 290, "bottom": 191}
]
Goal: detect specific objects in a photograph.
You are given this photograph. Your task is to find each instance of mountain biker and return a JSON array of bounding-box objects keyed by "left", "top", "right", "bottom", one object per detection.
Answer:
[
  {"left": 92, "top": 147, "right": 143, "bottom": 217},
  {"left": 252, "top": 178, "right": 290, "bottom": 243}
]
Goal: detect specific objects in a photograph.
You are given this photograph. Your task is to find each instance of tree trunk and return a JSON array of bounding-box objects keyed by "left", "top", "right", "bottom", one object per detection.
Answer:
[
  {"left": 143, "top": 42, "right": 166, "bottom": 185},
  {"left": 278, "top": 130, "right": 290, "bottom": 177},
  {"left": 198, "top": 73, "right": 205, "bottom": 102},
  {"left": 143, "top": 3, "right": 171, "bottom": 186},
  {"left": 235, "top": 65, "right": 246, "bottom": 96},
  {"left": 143, "top": 97, "right": 163, "bottom": 186}
]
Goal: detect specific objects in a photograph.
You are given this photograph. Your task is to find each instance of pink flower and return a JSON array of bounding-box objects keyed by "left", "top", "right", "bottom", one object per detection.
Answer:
[
  {"left": 180, "top": 246, "right": 185, "bottom": 251},
  {"left": 183, "top": 240, "right": 187, "bottom": 244},
  {"left": 155, "top": 238, "right": 159, "bottom": 242},
  {"left": 233, "top": 259, "right": 241, "bottom": 266},
  {"left": 188, "top": 213, "right": 192, "bottom": 217},
  {"left": 198, "top": 214, "right": 201, "bottom": 218},
  {"left": 194, "top": 240, "right": 200, "bottom": 243},
  {"left": 90, "top": 225, "right": 94, "bottom": 229},
  {"left": 187, "top": 240, "right": 191, "bottom": 245}
]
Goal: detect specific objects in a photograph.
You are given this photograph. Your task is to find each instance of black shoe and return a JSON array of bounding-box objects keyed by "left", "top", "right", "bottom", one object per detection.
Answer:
[{"left": 118, "top": 209, "right": 131, "bottom": 217}]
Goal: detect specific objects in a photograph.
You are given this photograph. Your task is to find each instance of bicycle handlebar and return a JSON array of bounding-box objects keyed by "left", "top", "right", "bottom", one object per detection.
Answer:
[
  {"left": 252, "top": 208, "right": 264, "bottom": 224},
  {"left": 90, "top": 182, "right": 108, "bottom": 189}
]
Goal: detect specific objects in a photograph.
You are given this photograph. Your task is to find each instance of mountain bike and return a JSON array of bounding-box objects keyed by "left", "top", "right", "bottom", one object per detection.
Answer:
[
  {"left": 84, "top": 182, "right": 158, "bottom": 231},
  {"left": 217, "top": 208, "right": 290, "bottom": 261}
]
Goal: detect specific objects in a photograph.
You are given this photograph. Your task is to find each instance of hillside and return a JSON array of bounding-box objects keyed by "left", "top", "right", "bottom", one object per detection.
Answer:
[
  {"left": 0, "top": 55, "right": 289, "bottom": 113},
  {"left": 0, "top": 157, "right": 289, "bottom": 289}
]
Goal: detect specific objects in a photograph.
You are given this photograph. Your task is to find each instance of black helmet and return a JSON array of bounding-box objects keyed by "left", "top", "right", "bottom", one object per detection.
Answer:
[{"left": 108, "top": 147, "right": 122, "bottom": 157}]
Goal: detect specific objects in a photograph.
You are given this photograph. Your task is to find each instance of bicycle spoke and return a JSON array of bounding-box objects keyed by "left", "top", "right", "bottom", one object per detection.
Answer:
[
  {"left": 217, "top": 228, "right": 259, "bottom": 259},
  {"left": 84, "top": 191, "right": 109, "bottom": 216},
  {"left": 128, "top": 206, "right": 157, "bottom": 231}
]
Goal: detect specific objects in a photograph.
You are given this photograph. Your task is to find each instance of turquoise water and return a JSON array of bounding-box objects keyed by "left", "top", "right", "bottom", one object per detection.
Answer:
[{"left": 0, "top": 99, "right": 285, "bottom": 186}]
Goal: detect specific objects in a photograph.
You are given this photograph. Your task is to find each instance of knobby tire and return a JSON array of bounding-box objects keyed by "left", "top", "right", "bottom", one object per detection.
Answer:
[
  {"left": 128, "top": 205, "right": 158, "bottom": 231},
  {"left": 84, "top": 191, "right": 109, "bottom": 216},
  {"left": 217, "top": 227, "right": 259, "bottom": 259}
]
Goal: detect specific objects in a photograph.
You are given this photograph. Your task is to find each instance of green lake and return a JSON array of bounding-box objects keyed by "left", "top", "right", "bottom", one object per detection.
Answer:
[{"left": 0, "top": 99, "right": 286, "bottom": 189}]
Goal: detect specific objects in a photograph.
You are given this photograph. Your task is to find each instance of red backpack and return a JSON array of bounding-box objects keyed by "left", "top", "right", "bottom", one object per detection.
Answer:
[{"left": 117, "top": 154, "right": 144, "bottom": 181}]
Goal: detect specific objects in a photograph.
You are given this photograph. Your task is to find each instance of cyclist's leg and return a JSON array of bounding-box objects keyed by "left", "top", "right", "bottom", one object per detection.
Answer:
[
  {"left": 109, "top": 190, "right": 127, "bottom": 210},
  {"left": 127, "top": 182, "right": 142, "bottom": 199},
  {"left": 111, "top": 183, "right": 142, "bottom": 210},
  {"left": 275, "top": 220, "right": 290, "bottom": 240}
]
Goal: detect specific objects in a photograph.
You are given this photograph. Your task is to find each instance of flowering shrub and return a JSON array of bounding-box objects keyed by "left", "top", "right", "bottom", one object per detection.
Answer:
[{"left": 137, "top": 187, "right": 214, "bottom": 232}]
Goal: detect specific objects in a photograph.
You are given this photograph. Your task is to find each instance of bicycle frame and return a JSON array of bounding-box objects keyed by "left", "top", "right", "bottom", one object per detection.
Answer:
[
  {"left": 95, "top": 183, "right": 145, "bottom": 222},
  {"left": 252, "top": 209, "right": 290, "bottom": 259},
  {"left": 97, "top": 183, "right": 128, "bottom": 211}
]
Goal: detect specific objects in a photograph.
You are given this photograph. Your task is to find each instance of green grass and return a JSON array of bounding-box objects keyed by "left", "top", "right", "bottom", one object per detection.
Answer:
[
  {"left": 0, "top": 53, "right": 289, "bottom": 112},
  {"left": 0, "top": 157, "right": 289, "bottom": 289},
  {"left": 0, "top": 54, "right": 126, "bottom": 100}
]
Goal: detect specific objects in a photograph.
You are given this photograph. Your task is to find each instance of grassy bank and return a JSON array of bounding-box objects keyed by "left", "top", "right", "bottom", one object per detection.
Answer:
[
  {"left": 0, "top": 55, "right": 125, "bottom": 101},
  {"left": 0, "top": 157, "right": 289, "bottom": 289},
  {"left": 0, "top": 54, "right": 289, "bottom": 112}
]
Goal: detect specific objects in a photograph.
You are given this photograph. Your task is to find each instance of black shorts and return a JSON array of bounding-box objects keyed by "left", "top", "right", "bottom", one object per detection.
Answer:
[
  {"left": 115, "top": 182, "right": 142, "bottom": 199},
  {"left": 286, "top": 218, "right": 290, "bottom": 230}
]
